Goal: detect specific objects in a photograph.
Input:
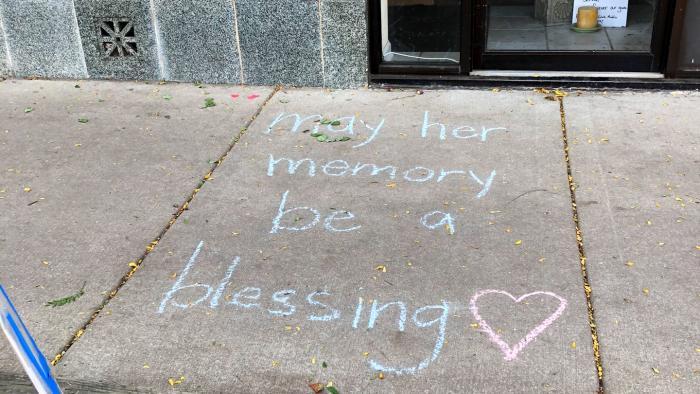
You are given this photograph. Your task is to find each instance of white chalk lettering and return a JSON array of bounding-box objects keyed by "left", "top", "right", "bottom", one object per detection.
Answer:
[
  {"left": 268, "top": 289, "right": 297, "bottom": 316},
  {"left": 368, "top": 300, "right": 407, "bottom": 331},
  {"left": 369, "top": 301, "right": 450, "bottom": 374},
  {"left": 265, "top": 113, "right": 322, "bottom": 134},
  {"left": 267, "top": 155, "right": 316, "bottom": 177},
  {"left": 420, "top": 211, "right": 456, "bottom": 234},
  {"left": 270, "top": 190, "right": 321, "bottom": 233},
  {"left": 324, "top": 211, "right": 361, "bottom": 232},
  {"left": 403, "top": 167, "right": 435, "bottom": 182},
  {"left": 157, "top": 241, "right": 212, "bottom": 313},
  {"left": 469, "top": 170, "right": 497, "bottom": 199},
  {"left": 230, "top": 287, "right": 261, "bottom": 309},
  {"left": 322, "top": 160, "right": 350, "bottom": 176},
  {"left": 307, "top": 290, "right": 341, "bottom": 321}
]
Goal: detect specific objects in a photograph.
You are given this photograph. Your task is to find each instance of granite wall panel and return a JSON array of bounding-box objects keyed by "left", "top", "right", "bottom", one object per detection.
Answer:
[
  {"left": 236, "top": 0, "right": 323, "bottom": 86},
  {"left": 74, "top": 0, "right": 160, "bottom": 80},
  {"left": 0, "top": 0, "right": 86, "bottom": 78},
  {"left": 154, "top": 0, "right": 241, "bottom": 83},
  {"left": 321, "top": 0, "right": 368, "bottom": 88},
  {"left": 0, "top": 17, "right": 8, "bottom": 76}
]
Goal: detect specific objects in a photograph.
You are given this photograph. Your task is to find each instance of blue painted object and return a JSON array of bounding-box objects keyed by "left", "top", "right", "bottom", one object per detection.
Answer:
[{"left": 0, "top": 285, "right": 62, "bottom": 394}]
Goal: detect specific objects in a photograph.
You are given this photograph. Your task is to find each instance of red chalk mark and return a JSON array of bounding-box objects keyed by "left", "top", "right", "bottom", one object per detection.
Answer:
[
  {"left": 230, "top": 93, "right": 240, "bottom": 100},
  {"left": 247, "top": 94, "right": 260, "bottom": 100},
  {"left": 469, "top": 290, "right": 567, "bottom": 361}
]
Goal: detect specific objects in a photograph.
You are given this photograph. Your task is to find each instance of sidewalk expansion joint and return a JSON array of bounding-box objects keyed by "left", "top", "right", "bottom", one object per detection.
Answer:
[
  {"left": 50, "top": 85, "right": 281, "bottom": 366},
  {"left": 557, "top": 95, "right": 605, "bottom": 393}
]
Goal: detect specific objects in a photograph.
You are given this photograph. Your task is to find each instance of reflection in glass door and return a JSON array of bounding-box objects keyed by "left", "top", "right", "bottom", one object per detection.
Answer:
[
  {"left": 379, "top": 0, "right": 462, "bottom": 64},
  {"left": 485, "top": 0, "right": 656, "bottom": 52}
]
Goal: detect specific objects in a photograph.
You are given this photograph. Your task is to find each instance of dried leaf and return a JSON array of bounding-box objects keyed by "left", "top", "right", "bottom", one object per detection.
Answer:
[
  {"left": 309, "top": 383, "right": 325, "bottom": 393},
  {"left": 375, "top": 265, "right": 387, "bottom": 273},
  {"left": 514, "top": 240, "right": 522, "bottom": 245}
]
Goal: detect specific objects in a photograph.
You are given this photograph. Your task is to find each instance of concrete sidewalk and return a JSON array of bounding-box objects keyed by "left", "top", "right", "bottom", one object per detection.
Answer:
[{"left": 0, "top": 80, "right": 697, "bottom": 393}]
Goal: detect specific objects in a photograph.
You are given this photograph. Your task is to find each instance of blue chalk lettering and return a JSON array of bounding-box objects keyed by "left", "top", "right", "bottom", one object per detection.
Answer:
[
  {"left": 437, "top": 169, "right": 466, "bottom": 182},
  {"left": 326, "top": 116, "right": 355, "bottom": 134},
  {"left": 452, "top": 125, "right": 478, "bottom": 139},
  {"left": 350, "top": 162, "right": 397, "bottom": 180},
  {"left": 368, "top": 300, "right": 407, "bottom": 331},
  {"left": 469, "top": 170, "right": 497, "bottom": 199},
  {"left": 369, "top": 301, "right": 450, "bottom": 375},
  {"left": 267, "top": 155, "right": 316, "bottom": 177},
  {"left": 268, "top": 289, "right": 297, "bottom": 316},
  {"left": 480, "top": 126, "right": 507, "bottom": 141},
  {"left": 420, "top": 211, "right": 455, "bottom": 234},
  {"left": 265, "top": 113, "right": 322, "bottom": 134},
  {"left": 353, "top": 119, "right": 385, "bottom": 148},
  {"left": 158, "top": 241, "right": 212, "bottom": 313},
  {"left": 352, "top": 297, "right": 364, "bottom": 329},
  {"left": 209, "top": 256, "right": 241, "bottom": 308},
  {"left": 421, "top": 111, "right": 446, "bottom": 140},
  {"left": 230, "top": 287, "right": 261, "bottom": 309},
  {"left": 403, "top": 167, "right": 435, "bottom": 182},
  {"left": 324, "top": 211, "right": 361, "bottom": 233},
  {"left": 306, "top": 291, "right": 340, "bottom": 321},
  {"left": 322, "top": 160, "right": 350, "bottom": 176},
  {"left": 270, "top": 190, "right": 321, "bottom": 233}
]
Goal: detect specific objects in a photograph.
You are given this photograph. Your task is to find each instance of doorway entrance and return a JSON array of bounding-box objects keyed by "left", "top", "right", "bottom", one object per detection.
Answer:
[{"left": 370, "top": 0, "right": 671, "bottom": 75}]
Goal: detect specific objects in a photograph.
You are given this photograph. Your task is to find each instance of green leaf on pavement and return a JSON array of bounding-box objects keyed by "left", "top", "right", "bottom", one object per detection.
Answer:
[
  {"left": 78, "top": 118, "right": 89, "bottom": 123},
  {"left": 316, "top": 134, "right": 328, "bottom": 142},
  {"left": 202, "top": 97, "right": 216, "bottom": 108},
  {"left": 162, "top": 94, "right": 173, "bottom": 101},
  {"left": 45, "top": 282, "right": 86, "bottom": 307},
  {"left": 310, "top": 132, "right": 323, "bottom": 138},
  {"left": 320, "top": 119, "right": 332, "bottom": 125},
  {"left": 326, "top": 387, "right": 340, "bottom": 394},
  {"left": 330, "top": 120, "right": 341, "bottom": 126},
  {"left": 24, "top": 107, "right": 33, "bottom": 113}
]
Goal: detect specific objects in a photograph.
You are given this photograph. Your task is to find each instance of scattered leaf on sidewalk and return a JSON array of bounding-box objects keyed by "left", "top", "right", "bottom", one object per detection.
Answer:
[
  {"left": 316, "top": 134, "right": 328, "bottom": 142},
  {"left": 308, "top": 383, "right": 325, "bottom": 393},
  {"left": 652, "top": 367, "right": 660, "bottom": 375},
  {"left": 386, "top": 182, "right": 396, "bottom": 189},
  {"left": 46, "top": 282, "right": 86, "bottom": 307},
  {"left": 322, "top": 361, "right": 328, "bottom": 368},
  {"left": 514, "top": 240, "right": 522, "bottom": 245},
  {"left": 78, "top": 118, "right": 89, "bottom": 123},
  {"left": 167, "top": 376, "right": 185, "bottom": 386},
  {"left": 162, "top": 94, "right": 172, "bottom": 100},
  {"left": 570, "top": 341, "right": 576, "bottom": 349},
  {"left": 326, "top": 386, "right": 340, "bottom": 394},
  {"left": 202, "top": 97, "right": 216, "bottom": 108},
  {"left": 23, "top": 187, "right": 31, "bottom": 192},
  {"left": 271, "top": 360, "right": 280, "bottom": 367},
  {"left": 375, "top": 265, "right": 387, "bottom": 273},
  {"left": 642, "top": 288, "right": 650, "bottom": 296},
  {"left": 330, "top": 120, "right": 341, "bottom": 126},
  {"left": 24, "top": 107, "right": 33, "bottom": 113},
  {"left": 625, "top": 260, "right": 635, "bottom": 267}
]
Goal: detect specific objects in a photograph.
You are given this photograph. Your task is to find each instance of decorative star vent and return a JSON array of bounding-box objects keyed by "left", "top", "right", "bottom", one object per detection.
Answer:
[{"left": 99, "top": 18, "right": 137, "bottom": 58}]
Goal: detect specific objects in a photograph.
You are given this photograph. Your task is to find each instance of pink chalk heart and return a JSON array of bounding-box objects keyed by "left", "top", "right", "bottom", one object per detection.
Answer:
[
  {"left": 247, "top": 93, "right": 260, "bottom": 100},
  {"left": 469, "top": 290, "right": 567, "bottom": 361},
  {"left": 230, "top": 93, "right": 240, "bottom": 99}
]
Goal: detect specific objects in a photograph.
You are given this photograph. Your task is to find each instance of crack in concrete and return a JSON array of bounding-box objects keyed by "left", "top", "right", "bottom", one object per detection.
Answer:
[
  {"left": 50, "top": 85, "right": 281, "bottom": 366},
  {"left": 557, "top": 95, "right": 605, "bottom": 393}
]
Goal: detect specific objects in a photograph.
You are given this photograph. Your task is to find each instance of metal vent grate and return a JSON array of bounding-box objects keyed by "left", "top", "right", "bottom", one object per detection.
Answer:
[{"left": 98, "top": 18, "right": 137, "bottom": 58}]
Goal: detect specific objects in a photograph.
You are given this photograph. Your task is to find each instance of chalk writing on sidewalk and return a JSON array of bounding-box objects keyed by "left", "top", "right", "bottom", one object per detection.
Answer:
[{"left": 157, "top": 242, "right": 568, "bottom": 375}]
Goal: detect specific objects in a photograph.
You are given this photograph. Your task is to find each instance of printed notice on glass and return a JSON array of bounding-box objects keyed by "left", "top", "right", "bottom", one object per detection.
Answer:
[{"left": 572, "top": 0, "right": 629, "bottom": 27}]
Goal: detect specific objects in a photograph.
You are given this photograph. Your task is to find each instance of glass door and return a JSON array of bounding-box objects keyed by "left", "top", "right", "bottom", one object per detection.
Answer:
[
  {"left": 370, "top": 0, "right": 470, "bottom": 74},
  {"left": 472, "top": 0, "right": 671, "bottom": 71}
]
